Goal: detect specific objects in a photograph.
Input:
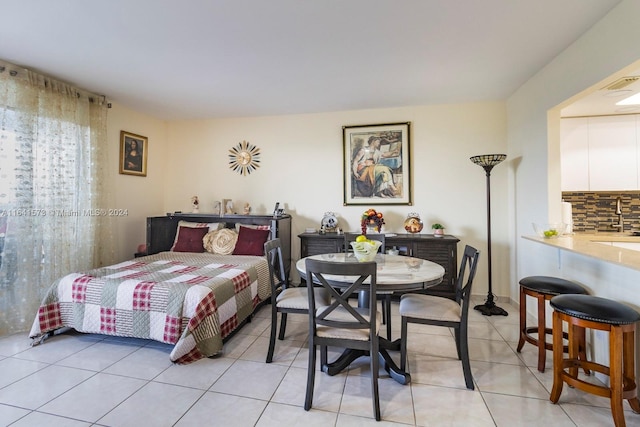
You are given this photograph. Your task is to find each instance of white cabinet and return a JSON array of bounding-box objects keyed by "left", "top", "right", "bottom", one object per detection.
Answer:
[
  {"left": 561, "top": 118, "right": 589, "bottom": 191},
  {"left": 588, "top": 115, "right": 637, "bottom": 190},
  {"left": 561, "top": 115, "right": 639, "bottom": 191}
]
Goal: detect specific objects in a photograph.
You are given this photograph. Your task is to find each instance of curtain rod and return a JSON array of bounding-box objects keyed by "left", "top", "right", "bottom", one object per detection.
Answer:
[{"left": 0, "top": 59, "right": 108, "bottom": 106}]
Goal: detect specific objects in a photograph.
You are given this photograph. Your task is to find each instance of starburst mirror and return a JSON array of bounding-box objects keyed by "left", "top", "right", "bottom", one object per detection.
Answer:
[{"left": 228, "top": 140, "right": 261, "bottom": 176}]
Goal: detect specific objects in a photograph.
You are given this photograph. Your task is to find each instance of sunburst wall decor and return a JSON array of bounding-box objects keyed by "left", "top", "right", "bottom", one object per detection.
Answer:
[{"left": 228, "top": 140, "right": 261, "bottom": 176}]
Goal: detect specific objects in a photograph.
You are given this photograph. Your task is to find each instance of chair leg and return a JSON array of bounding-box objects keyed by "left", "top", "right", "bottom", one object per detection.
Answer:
[
  {"left": 536, "top": 292, "right": 546, "bottom": 373},
  {"left": 623, "top": 329, "right": 640, "bottom": 413},
  {"left": 517, "top": 286, "right": 526, "bottom": 352},
  {"left": 278, "top": 312, "right": 288, "bottom": 340},
  {"left": 266, "top": 308, "right": 278, "bottom": 363},
  {"left": 550, "top": 311, "right": 564, "bottom": 403},
  {"left": 610, "top": 325, "right": 625, "bottom": 427},
  {"left": 459, "top": 325, "right": 474, "bottom": 390},
  {"left": 453, "top": 327, "right": 461, "bottom": 360},
  {"left": 400, "top": 317, "right": 408, "bottom": 371},
  {"left": 385, "top": 295, "right": 392, "bottom": 340},
  {"left": 305, "top": 342, "right": 316, "bottom": 411},
  {"left": 371, "top": 334, "right": 381, "bottom": 421}
]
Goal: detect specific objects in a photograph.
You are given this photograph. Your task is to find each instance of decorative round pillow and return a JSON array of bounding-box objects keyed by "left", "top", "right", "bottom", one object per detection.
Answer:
[{"left": 203, "top": 228, "right": 238, "bottom": 255}]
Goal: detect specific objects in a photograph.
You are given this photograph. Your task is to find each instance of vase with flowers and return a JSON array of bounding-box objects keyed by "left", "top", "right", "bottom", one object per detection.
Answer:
[{"left": 361, "top": 209, "right": 385, "bottom": 234}]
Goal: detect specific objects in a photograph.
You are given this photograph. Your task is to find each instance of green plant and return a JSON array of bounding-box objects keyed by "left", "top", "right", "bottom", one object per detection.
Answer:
[{"left": 431, "top": 223, "right": 444, "bottom": 230}]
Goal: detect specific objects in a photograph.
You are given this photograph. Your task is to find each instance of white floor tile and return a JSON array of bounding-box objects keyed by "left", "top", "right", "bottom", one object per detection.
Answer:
[
  {"left": 38, "top": 372, "right": 146, "bottom": 422},
  {"left": 209, "top": 359, "right": 289, "bottom": 400},
  {"left": 175, "top": 391, "right": 268, "bottom": 426},
  {"left": 102, "top": 345, "right": 173, "bottom": 380},
  {"left": 8, "top": 410, "right": 91, "bottom": 426},
  {"left": 0, "top": 403, "right": 30, "bottom": 426},
  {"left": 97, "top": 381, "right": 204, "bottom": 426},
  {"left": 412, "top": 383, "right": 495, "bottom": 426},
  {"left": 256, "top": 401, "right": 338, "bottom": 427}
]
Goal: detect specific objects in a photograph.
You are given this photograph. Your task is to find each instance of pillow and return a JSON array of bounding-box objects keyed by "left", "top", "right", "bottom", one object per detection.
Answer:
[
  {"left": 233, "top": 226, "right": 271, "bottom": 256},
  {"left": 203, "top": 228, "right": 238, "bottom": 255},
  {"left": 171, "top": 221, "right": 224, "bottom": 251},
  {"left": 172, "top": 226, "right": 209, "bottom": 252},
  {"left": 234, "top": 223, "right": 271, "bottom": 233}
]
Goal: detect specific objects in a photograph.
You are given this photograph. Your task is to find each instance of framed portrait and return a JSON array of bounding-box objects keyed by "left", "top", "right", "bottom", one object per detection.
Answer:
[
  {"left": 343, "top": 122, "right": 411, "bottom": 206},
  {"left": 119, "top": 131, "right": 148, "bottom": 176}
]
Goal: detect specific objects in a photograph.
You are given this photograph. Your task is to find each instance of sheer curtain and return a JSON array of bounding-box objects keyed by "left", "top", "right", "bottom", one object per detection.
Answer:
[{"left": 0, "top": 60, "right": 114, "bottom": 335}]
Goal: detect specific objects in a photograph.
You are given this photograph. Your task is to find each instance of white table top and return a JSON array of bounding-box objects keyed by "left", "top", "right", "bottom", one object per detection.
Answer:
[{"left": 296, "top": 253, "right": 445, "bottom": 293}]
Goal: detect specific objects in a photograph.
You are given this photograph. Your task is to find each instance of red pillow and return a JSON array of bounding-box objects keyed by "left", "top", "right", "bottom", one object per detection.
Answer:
[
  {"left": 233, "top": 226, "right": 271, "bottom": 256},
  {"left": 172, "top": 226, "right": 208, "bottom": 252}
]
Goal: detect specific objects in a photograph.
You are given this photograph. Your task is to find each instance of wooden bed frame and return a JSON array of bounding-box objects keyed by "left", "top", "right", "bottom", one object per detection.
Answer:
[{"left": 146, "top": 212, "right": 292, "bottom": 279}]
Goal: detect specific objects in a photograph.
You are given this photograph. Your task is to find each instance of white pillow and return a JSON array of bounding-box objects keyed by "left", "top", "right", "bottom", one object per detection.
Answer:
[
  {"left": 203, "top": 228, "right": 238, "bottom": 255},
  {"left": 171, "top": 221, "right": 224, "bottom": 251}
]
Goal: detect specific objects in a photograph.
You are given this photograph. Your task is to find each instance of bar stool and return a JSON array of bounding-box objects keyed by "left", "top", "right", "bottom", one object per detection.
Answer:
[
  {"left": 550, "top": 294, "right": 640, "bottom": 427},
  {"left": 516, "top": 276, "right": 588, "bottom": 372}
]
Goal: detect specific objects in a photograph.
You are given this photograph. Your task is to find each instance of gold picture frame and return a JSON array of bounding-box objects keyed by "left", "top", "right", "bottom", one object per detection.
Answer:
[
  {"left": 119, "top": 130, "right": 148, "bottom": 176},
  {"left": 343, "top": 122, "right": 411, "bottom": 205}
]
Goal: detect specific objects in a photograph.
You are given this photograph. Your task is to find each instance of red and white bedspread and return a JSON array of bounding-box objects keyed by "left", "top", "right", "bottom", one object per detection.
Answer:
[{"left": 29, "top": 252, "right": 271, "bottom": 364}]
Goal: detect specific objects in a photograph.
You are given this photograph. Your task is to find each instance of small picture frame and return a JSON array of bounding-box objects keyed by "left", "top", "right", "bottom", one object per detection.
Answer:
[{"left": 119, "top": 131, "right": 148, "bottom": 176}]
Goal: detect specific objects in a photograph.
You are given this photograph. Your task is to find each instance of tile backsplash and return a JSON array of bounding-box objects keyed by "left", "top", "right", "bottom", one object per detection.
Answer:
[{"left": 562, "top": 191, "right": 640, "bottom": 233}]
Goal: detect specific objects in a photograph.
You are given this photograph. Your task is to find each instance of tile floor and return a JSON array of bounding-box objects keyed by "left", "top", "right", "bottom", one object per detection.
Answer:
[{"left": 0, "top": 297, "right": 638, "bottom": 426}]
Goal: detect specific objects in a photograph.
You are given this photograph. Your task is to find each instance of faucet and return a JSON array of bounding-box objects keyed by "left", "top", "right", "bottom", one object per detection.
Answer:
[{"left": 611, "top": 197, "right": 624, "bottom": 232}]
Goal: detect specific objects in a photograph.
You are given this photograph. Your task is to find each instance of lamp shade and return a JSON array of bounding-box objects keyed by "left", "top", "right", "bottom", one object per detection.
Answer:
[{"left": 470, "top": 154, "right": 506, "bottom": 171}]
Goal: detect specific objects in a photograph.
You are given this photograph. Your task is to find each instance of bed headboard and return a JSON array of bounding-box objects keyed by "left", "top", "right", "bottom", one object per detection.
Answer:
[{"left": 146, "top": 212, "right": 292, "bottom": 277}]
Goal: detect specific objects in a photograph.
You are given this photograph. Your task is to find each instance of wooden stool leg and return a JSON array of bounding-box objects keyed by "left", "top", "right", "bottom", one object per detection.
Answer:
[
  {"left": 610, "top": 325, "right": 626, "bottom": 427},
  {"left": 568, "top": 322, "right": 581, "bottom": 378},
  {"left": 623, "top": 328, "right": 640, "bottom": 413},
  {"left": 576, "top": 326, "right": 591, "bottom": 375},
  {"left": 550, "top": 311, "right": 564, "bottom": 403},
  {"left": 536, "top": 292, "right": 547, "bottom": 372},
  {"left": 517, "top": 286, "right": 526, "bottom": 352}
]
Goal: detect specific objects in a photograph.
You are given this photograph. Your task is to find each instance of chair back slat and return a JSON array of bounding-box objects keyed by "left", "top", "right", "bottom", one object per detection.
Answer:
[
  {"left": 305, "top": 259, "right": 377, "bottom": 334},
  {"left": 264, "top": 239, "right": 286, "bottom": 295},
  {"left": 456, "top": 245, "right": 481, "bottom": 315}
]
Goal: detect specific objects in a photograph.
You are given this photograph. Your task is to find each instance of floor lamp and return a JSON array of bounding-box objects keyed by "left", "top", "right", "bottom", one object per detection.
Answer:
[{"left": 470, "top": 154, "right": 508, "bottom": 316}]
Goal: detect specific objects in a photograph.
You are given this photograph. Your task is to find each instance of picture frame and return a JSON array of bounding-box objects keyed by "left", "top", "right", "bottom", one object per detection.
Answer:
[
  {"left": 119, "top": 130, "right": 148, "bottom": 176},
  {"left": 343, "top": 122, "right": 411, "bottom": 205}
]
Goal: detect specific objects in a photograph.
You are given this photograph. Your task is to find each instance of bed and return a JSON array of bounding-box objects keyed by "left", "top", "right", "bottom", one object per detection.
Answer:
[{"left": 29, "top": 213, "right": 292, "bottom": 364}]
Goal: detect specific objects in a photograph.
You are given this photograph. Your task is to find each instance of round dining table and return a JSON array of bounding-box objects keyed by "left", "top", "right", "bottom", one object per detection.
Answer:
[{"left": 296, "top": 252, "right": 445, "bottom": 385}]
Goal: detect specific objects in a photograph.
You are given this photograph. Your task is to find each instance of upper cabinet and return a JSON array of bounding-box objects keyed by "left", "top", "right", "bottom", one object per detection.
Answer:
[{"left": 561, "top": 115, "right": 639, "bottom": 191}]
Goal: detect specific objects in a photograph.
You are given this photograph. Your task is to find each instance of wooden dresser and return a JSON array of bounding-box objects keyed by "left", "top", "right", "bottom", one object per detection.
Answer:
[{"left": 299, "top": 232, "right": 459, "bottom": 299}]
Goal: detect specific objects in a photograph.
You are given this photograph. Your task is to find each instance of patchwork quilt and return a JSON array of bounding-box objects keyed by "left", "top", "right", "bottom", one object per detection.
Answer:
[{"left": 29, "top": 252, "right": 271, "bottom": 363}]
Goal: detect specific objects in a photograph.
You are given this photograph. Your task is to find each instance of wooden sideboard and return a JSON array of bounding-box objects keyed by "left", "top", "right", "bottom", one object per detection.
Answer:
[{"left": 299, "top": 232, "right": 459, "bottom": 299}]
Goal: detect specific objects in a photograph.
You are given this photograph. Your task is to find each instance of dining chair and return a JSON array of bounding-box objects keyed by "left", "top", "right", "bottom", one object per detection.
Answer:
[
  {"left": 399, "top": 244, "right": 480, "bottom": 389},
  {"left": 344, "top": 232, "right": 392, "bottom": 339},
  {"left": 265, "top": 238, "right": 328, "bottom": 363},
  {"left": 304, "top": 258, "right": 382, "bottom": 421}
]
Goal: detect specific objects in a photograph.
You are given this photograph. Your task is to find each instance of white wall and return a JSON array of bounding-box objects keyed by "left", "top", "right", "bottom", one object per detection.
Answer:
[
  {"left": 106, "top": 102, "right": 168, "bottom": 261},
  {"left": 163, "top": 103, "right": 509, "bottom": 290}
]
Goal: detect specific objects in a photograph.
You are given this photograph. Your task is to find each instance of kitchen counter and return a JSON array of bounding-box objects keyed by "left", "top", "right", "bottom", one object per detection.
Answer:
[{"left": 522, "top": 232, "right": 640, "bottom": 272}]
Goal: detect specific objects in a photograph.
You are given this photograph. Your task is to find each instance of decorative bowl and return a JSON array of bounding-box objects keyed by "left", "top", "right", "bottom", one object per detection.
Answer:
[
  {"left": 532, "top": 223, "right": 567, "bottom": 239},
  {"left": 350, "top": 240, "right": 382, "bottom": 262}
]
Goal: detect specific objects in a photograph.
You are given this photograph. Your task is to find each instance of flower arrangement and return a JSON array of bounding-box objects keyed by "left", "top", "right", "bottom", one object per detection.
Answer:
[{"left": 361, "top": 208, "right": 385, "bottom": 234}]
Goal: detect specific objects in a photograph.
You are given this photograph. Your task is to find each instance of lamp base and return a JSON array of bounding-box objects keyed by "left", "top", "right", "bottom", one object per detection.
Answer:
[{"left": 474, "top": 300, "right": 509, "bottom": 316}]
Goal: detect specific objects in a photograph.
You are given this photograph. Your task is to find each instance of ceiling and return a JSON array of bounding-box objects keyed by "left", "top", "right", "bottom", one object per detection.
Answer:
[{"left": 0, "top": 1, "right": 625, "bottom": 120}]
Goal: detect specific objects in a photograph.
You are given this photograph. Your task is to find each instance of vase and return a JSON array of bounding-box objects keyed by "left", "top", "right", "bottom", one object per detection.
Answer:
[{"left": 366, "top": 224, "right": 379, "bottom": 234}]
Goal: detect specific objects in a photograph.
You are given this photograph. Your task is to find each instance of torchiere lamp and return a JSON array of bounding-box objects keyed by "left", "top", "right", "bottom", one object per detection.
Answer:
[{"left": 470, "top": 154, "right": 508, "bottom": 316}]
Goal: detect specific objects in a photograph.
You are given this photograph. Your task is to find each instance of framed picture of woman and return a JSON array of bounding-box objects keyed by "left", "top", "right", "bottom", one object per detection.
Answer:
[
  {"left": 119, "top": 131, "right": 148, "bottom": 176},
  {"left": 343, "top": 122, "right": 411, "bottom": 205}
]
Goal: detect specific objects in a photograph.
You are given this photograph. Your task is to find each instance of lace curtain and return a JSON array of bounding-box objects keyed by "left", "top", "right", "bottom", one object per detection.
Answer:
[{"left": 0, "top": 60, "right": 114, "bottom": 335}]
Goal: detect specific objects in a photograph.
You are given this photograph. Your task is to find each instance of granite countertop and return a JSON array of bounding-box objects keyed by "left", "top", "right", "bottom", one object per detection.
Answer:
[{"left": 522, "top": 232, "right": 640, "bottom": 271}]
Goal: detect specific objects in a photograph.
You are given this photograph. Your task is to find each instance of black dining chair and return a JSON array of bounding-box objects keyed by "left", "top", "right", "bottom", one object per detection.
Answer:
[
  {"left": 304, "top": 258, "right": 382, "bottom": 421},
  {"left": 264, "top": 239, "right": 328, "bottom": 363},
  {"left": 344, "top": 232, "right": 392, "bottom": 339},
  {"left": 399, "top": 244, "right": 480, "bottom": 390}
]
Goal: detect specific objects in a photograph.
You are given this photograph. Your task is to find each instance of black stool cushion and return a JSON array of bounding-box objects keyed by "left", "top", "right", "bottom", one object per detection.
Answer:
[
  {"left": 550, "top": 294, "right": 640, "bottom": 325},
  {"left": 519, "top": 276, "right": 587, "bottom": 296}
]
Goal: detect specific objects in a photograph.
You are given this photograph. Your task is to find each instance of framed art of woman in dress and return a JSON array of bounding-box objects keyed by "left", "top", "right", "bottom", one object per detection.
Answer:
[{"left": 119, "top": 130, "right": 148, "bottom": 176}]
